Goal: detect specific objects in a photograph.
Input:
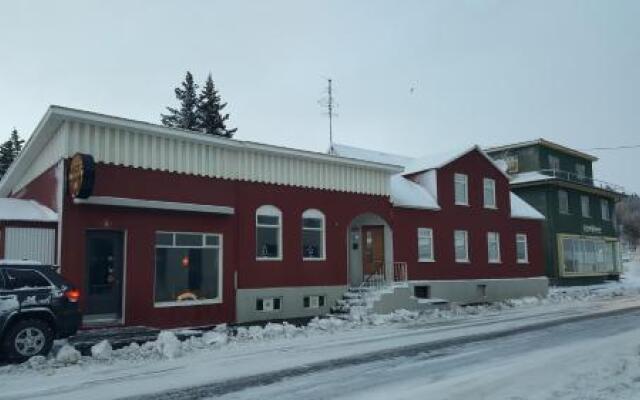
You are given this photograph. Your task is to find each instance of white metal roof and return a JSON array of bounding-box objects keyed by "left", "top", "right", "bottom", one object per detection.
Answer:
[{"left": 0, "top": 198, "right": 57, "bottom": 222}]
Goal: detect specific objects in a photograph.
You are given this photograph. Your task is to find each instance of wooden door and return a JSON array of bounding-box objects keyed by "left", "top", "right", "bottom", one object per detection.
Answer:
[{"left": 362, "top": 226, "right": 385, "bottom": 276}]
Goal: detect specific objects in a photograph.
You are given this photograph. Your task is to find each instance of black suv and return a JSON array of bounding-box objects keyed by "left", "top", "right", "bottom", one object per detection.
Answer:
[{"left": 0, "top": 262, "right": 82, "bottom": 362}]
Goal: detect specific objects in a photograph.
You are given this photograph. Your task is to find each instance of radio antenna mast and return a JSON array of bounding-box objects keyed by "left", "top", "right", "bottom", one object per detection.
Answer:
[{"left": 319, "top": 78, "right": 337, "bottom": 154}]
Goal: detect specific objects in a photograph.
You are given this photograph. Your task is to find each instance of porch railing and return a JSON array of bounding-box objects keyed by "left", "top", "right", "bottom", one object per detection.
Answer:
[{"left": 360, "top": 261, "right": 408, "bottom": 292}]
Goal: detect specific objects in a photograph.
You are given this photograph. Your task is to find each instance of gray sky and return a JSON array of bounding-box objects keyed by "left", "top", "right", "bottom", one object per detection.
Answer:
[{"left": 1, "top": 0, "right": 639, "bottom": 193}]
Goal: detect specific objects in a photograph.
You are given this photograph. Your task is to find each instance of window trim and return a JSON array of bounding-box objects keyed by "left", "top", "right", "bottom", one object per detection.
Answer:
[
  {"left": 516, "top": 233, "right": 529, "bottom": 264},
  {"left": 559, "top": 190, "right": 570, "bottom": 215},
  {"left": 548, "top": 155, "right": 560, "bottom": 171},
  {"left": 483, "top": 178, "right": 497, "bottom": 209},
  {"left": 487, "top": 232, "right": 501, "bottom": 264},
  {"left": 454, "top": 173, "right": 469, "bottom": 206},
  {"left": 256, "top": 296, "right": 282, "bottom": 312},
  {"left": 454, "top": 230, "right": 470, "bottom": 263},
  {"left": 256, "top": 205, "right": 283, "bottom": 261},
  {"left": 303, "top": 294, "right": 326, "bottom": 309},
  {"left": 153, "top": 231, "right": 224, "bottom": 308},
  {"left": 581, "top": 195, "right": 591, "bottom": 218},
  {"left": 601, "top": 199, "right": 611, "bottom": 221},
  {"left": 417, "top": 227, "right": 435, "bottom": 262},
  {"left": 302, "top": 209, "right": 326, "bottom": 261}
]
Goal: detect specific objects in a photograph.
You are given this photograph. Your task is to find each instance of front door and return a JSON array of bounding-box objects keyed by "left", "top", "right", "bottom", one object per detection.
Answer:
[
  {"left": 361, "top": 225, "right": 385, "bottom": 277},
  {"left": 85, "top": 231, "right": 124, "bottom": 320}
]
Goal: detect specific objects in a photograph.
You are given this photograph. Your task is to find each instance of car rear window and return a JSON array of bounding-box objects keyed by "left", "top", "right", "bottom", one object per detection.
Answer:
[{"left": 4, "top": 269, "right": 52, "bottom": 290}]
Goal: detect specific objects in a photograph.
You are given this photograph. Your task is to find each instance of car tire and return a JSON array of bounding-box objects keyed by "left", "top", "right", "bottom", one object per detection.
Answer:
[{"left": 1, "top": 319, "right": 54, "bottom": 362}]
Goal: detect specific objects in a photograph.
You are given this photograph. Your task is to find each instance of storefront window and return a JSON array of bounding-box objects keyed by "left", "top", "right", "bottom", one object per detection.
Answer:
[
  {"left": 154, "top": 232, "right": 221, "bottom": 306},
  {"left": 561, "top": 236, "right": 618, "bottom": 275}
]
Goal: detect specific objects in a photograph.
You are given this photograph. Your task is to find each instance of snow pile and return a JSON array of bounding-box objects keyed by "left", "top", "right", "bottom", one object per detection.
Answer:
[
  {"left": 154, "top": 331, "right": 182, "bottom": 359},
  {"left": 55, "top": 344, "right": 81, "bottom": 365},
  {"left": 90, "top": 340, "right": 112, "bottom": 360}
]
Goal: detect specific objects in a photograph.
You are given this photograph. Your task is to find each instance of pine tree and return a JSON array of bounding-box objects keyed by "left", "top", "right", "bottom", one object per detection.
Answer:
[
  {"left": 161, "top": 71, "right": 199, "bottom": 130},
  {"left": 196, "top": 74, "right": 237, "bottom": 138},
  {"left": 0, "top": 140, "right": 14, "bottom": 178},
  {"left": 9, "top": 128, "right": 24, "bottom": 159}
]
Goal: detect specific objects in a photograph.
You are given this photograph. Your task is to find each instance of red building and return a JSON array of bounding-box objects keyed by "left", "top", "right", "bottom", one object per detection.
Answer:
[{"left": 0, "top": 106, "right": 547, "bottom": 328}]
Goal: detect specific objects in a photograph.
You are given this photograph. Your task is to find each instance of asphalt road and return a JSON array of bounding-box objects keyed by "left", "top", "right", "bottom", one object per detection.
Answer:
[{"left": 126, "top": 307, "right": 640, "bottom": 400}]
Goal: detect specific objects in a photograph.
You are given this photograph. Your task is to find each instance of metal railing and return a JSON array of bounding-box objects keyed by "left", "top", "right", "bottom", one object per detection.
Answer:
[
  {"left": 359, "top": 261, "right": 408, "bottom": 293},
  {"left": 537, "top": 169, "right": 624, "bottom": 193}
]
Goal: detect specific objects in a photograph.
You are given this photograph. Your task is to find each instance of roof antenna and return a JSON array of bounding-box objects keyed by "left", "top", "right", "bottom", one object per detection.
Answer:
[{"left": 319, "top": 78, "right": 337, "bottom": 154}]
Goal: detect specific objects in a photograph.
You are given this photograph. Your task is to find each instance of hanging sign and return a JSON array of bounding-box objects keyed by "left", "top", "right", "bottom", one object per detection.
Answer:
[{"left": 68, "top": 153, "right": 95, "bottom": 199}]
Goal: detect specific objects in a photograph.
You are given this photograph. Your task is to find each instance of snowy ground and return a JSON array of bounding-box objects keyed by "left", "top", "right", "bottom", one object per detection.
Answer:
[{"left": 2, "top": 258, "right": 640, "bottom": 400}]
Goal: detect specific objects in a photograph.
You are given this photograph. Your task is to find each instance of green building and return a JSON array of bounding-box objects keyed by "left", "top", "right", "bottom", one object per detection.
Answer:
[{"left": 486, "top": 139, "right": 623, "bottom": 284}]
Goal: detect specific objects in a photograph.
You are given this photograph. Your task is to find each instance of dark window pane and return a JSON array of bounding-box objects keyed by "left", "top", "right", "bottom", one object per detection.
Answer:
[
  {"left": 156, "top": 233, "right": 173, "bottom": 246},
  {"left": 257, "top": 227, "right": 280, "bottom": 258},
  {"left": 154, "top": 247, "right": 219, "bottom": 303},
  {"left": 205, "top": 235, "right": 220, "bottom": 246},
  {"left": 5, "top": 269, "right": 50, "bottom": 290},
  {"left": 303, "top": 218, "right": 322, "bottom": 229},
  {"left": 175, "top": 233, "right": 203, "bottom": 247},
  {"left": 256, "top": 298, "right": 263, "bottom": 311},
  {"left": 302, "top": 230, "right": 323, "bottom": 258},
  {"left": 319, "top": 296, "right": 325, "bottom": 307},
  {"left": 303, "top": 296, "right": 310, "bottom": 308},
  {"left": 274, "top": 298, "right": 281, "bottom": 310},
  {"left": 257, "top": 215, "right": 279, "bottom": 225}
]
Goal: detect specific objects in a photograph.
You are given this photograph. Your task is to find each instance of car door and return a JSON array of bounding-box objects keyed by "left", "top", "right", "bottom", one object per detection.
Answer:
[{"left": 3, "top": 268, "right": 54, "bottom": 312}]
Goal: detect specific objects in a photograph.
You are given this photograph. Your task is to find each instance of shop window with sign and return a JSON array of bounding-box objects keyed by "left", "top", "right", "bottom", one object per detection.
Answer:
[{"left": 154, "top": 232, "right": 222, "bottom": 306}]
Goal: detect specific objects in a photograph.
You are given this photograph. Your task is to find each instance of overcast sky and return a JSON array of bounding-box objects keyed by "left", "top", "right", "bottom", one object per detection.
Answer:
[{"left": 1, "top": 1, "right": 639, "bottom": 193}]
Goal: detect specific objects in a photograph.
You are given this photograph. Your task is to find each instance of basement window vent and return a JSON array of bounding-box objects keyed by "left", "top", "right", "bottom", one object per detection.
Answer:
[
  {"left": 256, "top": 297, "right": 282, "bottom": 312},
  {"left": 414, "top": 286, "right": 431, "bottom": 299},
  {"left": 303, "top": 295, "right": 326, "bottom": 308}
]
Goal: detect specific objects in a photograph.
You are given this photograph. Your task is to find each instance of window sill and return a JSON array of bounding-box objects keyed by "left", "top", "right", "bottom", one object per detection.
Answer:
[
  {"left": 455, "top": 202, "right": 470, "bottom": 207},
  {"left": 488, "top": 260, "right": 502, "bottom": 264},
  {"left": 256, "top": 257, "right": 283, "bottom": 262},
  {"left": 303, "top": 257, "right": 327, "bottom": 262},
  {"left": 154, "top": 298, "right": 222, "bottom": 308},
  {"left": 418, "top": 259, "right": 435, "bottom": 263},
  {"left": 517, "top": 260, "right": 529, "bottom": 265},
  {"left": 456, "top": 259, "right": 471, "bottom": 264},
  {"left": 484, "top": 205, "right": 498, "bottom": 210}
]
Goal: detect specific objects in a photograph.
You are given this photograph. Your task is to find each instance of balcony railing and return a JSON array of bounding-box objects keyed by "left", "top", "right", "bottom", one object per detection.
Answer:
[{"left": 537, "top": 169, "right": 624, "bottom": 194}]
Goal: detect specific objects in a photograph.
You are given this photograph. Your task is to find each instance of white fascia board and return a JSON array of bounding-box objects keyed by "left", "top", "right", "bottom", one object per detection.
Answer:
[{"left": 74, "top": 196, "right": 235, "bottom": 215}]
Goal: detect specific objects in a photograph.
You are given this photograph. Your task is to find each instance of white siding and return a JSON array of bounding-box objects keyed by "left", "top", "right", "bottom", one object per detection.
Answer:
[{"left": 4, "top": 227, "right": 56, "bottom": 265}]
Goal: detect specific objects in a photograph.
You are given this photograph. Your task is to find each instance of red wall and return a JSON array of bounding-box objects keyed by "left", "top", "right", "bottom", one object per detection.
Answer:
[
  {"left": 395, "top": 149, "right": 545, "bottom": 279},
  {"left": 12, "top": 165, "right": 59, "bottom": 211}
]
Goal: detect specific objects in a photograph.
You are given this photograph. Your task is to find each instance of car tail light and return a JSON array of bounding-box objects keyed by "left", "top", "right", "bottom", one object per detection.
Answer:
[{"left": 65, "top": 289, "right": 81, "bottom": 303}]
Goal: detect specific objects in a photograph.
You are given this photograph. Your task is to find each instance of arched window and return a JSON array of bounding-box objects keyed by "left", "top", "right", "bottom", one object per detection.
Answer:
[
  {"left": 256, "top": 205, "right": 282, "bottom": 260},
  {"left": 302, "top": 209, "right": 325, "bottom": 260}
]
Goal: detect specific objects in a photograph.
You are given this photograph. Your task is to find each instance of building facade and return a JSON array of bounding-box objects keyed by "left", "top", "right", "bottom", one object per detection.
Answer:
[
  {"left": 0, "top": 106, "right": 547, "bottom": 328},
  {"left": 486, "top": 139, "right": 623, "bottom": 284}
]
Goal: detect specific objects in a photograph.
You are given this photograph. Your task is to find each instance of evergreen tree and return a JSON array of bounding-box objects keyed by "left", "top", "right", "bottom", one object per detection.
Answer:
[
  {"left": 9, "top": 128, "right": 24, "bottom": 159},
  {"left": 161, "top": 71, "right": 199, "bottom": 130},
  {"left": 0, "top": 140, "right": 14, "bottom": 178},
  {"left": 196, "top": 74, "right": 237, "bottom": 138}
]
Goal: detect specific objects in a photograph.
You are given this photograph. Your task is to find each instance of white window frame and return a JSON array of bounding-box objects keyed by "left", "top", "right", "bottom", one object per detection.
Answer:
[
  {"left": 601, "top": 199, "right": 610, "bottom": 221},
  {"left": 576, "top": 164, "right": 586, "bottom": 179},
  {"left": 304, "top": 295, "right": 326, "bottom": 309},
  {"left": 581, "top": 195, "right": 590, "bottom": 218},
  {"left": 454, "top": 173, "right": 469, "bottom": 206},
  {"left": 516, "top": 233, "right": 529, "bottom": 264},
  {"left": 483, "top": 178, "right": 497, "bottom": 209},
  {"left": 302, "top": 209, "right": 326, "bottom": 261},
  {"left": 417, "top": 227, "right": 434, "bottom": 262},
  {"left": 454, "top": 230, "right": 470, "bottom": 263},
  {"left": 256, "top": 205, "right": 283, "bottom": 261},
  {"left": 559, "top": 190, "right": 570, "bottom": 214},
  {"left": 548, "top": 155, "right": 560, "bottom": 171},
  {"left": 256, "top": 296, "right": 282, "bottom": 312},
  {"left": 505, "top": 155, "right": 519, "bottom": 174},
  {"left": 487, "top": 232, "right": 501, "bottom": 264},
  {"left": 153, "top": 231, "right": 223, "bottom": 308}
]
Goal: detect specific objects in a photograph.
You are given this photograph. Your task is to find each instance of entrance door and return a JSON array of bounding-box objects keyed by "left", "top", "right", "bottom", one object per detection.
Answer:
[
  {"left": 361, "top": 226, "right": 385, "bottom": 277},
  {"left": 85, "top": 231, "right": 124, "bottom": 320}
]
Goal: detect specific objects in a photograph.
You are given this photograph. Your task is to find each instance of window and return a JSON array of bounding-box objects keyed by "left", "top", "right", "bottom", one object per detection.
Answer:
[
  {"left": 454, "top": 173, "right": 469, "bottom": 205},
  {"left": 487, "top": 232, "right": 501, "bottom": 263},
  {"left": 483, "top": 178, "right": 496, "bottom": 209},
  {"left": 256, "top": 205, "right": 282, "bottom": 260},
  {"left": 454, "top": 230, "right": 469, "bottom": 263},
  {"left": 516, "top": 234, "right": 529, "bottom": 264},
  {"left": 414, "top": 286, "right": 431, "bottom": 299},
  {"left": 560, "top": 236, "right": 619, "bottom": 275},
  {"left": 505, "top": 156, "right": 519, "bottom": 174},
  {"left": 256, "top": 297, "right": 281, "bottom": 312},
  {"left": 4, "top": 269, "right": 51, "bottom": 290},
  {"left": 303, "top": 295, "right": 326, "bottom": 308},
  {"left": 581, "top": 195, "right": 590, "bottom": 218},
  {"left": 548, "top": 155, "right": 560, "bottom": 171},
  {"left": 417, "top": 228, "right": 434, "bottom": 262},
  {"left": 559, "top": 190, "right": 570, "bottom": 214},
  {"left": 302, "top": 209, "right": 325, "bottom": 260},
  {"left": 154, "top": 232, "right": 222, "bottom": 306},
  {"left": 576, "top": 164, "right": 586, "bottom": 179},
  {"left": 601, "top": 199, "right": 611, "bottom": 221}
]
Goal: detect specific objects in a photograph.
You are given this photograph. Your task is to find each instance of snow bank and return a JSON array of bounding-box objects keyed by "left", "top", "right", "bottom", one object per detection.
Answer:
[
  {"left": 55, "top": 344, "right": 81, "bottom": 365},
  {"left": 90, "top": 340, "right": 112, "bottom": 360},
  {"left": 155, "top": 331, "right": 181, "bottom": 359}
]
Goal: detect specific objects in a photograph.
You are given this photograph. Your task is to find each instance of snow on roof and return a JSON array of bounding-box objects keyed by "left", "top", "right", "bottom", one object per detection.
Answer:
[
  {"left": 403, "top": 145, "right": 510, "bottom": 179},
  {"left": 510, "top": 192, "right": 545, "bottom": 220},
  {"left": 390, "top": 175, "right": 440, "bottom": 210},
  {"left": 0, "top": 199, "right": 57, "bottom": 222},
  {"left": 331, "top": 144, "right": 413, "bottom": 168},
  {"left": 510, "top": 171, "right": 554, "bottom": 185}
]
